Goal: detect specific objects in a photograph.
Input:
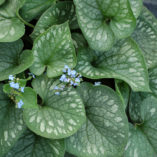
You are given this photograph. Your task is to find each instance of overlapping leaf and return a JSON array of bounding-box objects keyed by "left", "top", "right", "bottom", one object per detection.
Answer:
[
  {"left": 0, "top": 40, "right": 33, "bottom": 81},
  {"left": 19, "top": 0, "right": 56, "bottom": 22},
  {"left": 0, "top": 0, "right": 25, "bottom": 42},
  {"left": 76, "top": 38, "right": 150, "bottom": 92},
  {"left": 4, "top": 130, "right": 65, "bottom": 157},
  {"left": 31, "top": 1, "right": 78, "bottom": 40},
  {"left": 30, "top": 22, "right": 76, "bottom": 78},
  {"left": 23, "top": 75, "right": 86, "bottom": 139},
  {"left": 149, "top": 66, "right": 157, "bottom": 97},
  {"left": 132, "top": 7, "right": 157, "bottom": 69},
  {"left": 0, "top": 84, "right": 26, "bottom": 157},
  {"left": 115, "top": 80, "right": 130, "bottom": 109},
  {"left": 66, "top": 83, "right": 128, "bottom": 157},
  {"left": 125, "top": 93, "right": 157, "bottom": 156},
  {"left": 74, "top": 0, "right": 136, "bottom": 51},
  {"left": 129, "top": 0, "right": 143, "bottom": 18}
]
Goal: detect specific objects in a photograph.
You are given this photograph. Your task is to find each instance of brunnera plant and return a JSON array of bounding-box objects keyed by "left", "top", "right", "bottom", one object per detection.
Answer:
[{"left": 0, "top": 0, "right": 157, "bottom": 157}]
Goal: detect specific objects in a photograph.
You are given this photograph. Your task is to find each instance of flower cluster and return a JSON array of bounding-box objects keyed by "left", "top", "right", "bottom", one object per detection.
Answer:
[
  {"left": 9, "top": 75, "right": 25, "bottom": 108},
  {"left": 53, "top": 65, "right": 82, "bottom": 95}
]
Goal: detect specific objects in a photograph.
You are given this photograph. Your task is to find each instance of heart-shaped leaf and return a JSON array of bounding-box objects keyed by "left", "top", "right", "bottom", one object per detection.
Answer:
[
  {"left": 125, "top": 93, "right": 157, "bottom": 156},
  {"left": 30, "top": 22, "right": 76, "bottom": 78},
  {"left": 0, "top": 84, "right": 26, "bottom": 157},
  {"left": 31, "top": 1, "right": 79, "bottom": 40},
  {"left": 73, "top": 0, "right": 136, "bottom": 51},
  {"left": 0, "top": 40, "right": 34, "bottom": 81},
  {"left": 23, "top": 75, "right": 86, "bottom": 139},
  {"left": 19, "top": 0, "right": 56, "bottom": 22},
  {"left": 149, "top": 66, "right": 157, "bottom": 97},
  {"left": 65, "top": 83, "right": 129, "bottom": 157},
  {"left": 132, "top": 7, "right": 157, "bottom": 69},
  {"left": 76, "top": 38, "right": 150, "bottom": 92},
  {"left": 4, "top": 130, "right": 65, "bottom": 157},
  {"left": 0, "top": 0, "right": 25, "bottom": 42},
  {"left": 129, "top": 0, "right": 143, "bottom": 18}
]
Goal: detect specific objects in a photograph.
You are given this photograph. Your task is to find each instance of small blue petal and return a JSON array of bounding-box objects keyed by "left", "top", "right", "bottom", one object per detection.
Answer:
[
  {"left": 70, "top": 70, "right": 77, "bottom": 77},
  {"left": 54, "top": 86, "right": 59, "bottom": 90},
  {"left": 21, "top": 87, "right": 25, "bottom": 93},
  {"left": 67, "top": 68, "right": 71, "bottom": 76},
  {"left": 70, "top": 80, "right": 74, "bottom": 85},
  {"left": 17, "top": 100, "right": 24, "bottom": 108},
  {"left": 73, "top": 83, "right": 78, "bottom": 86},
  {"left": 75, "top": 78, "right": 81, "bottom": 83},
  {"left": 14, "top": 83, "right": 20, "bottom": 89},
  {"left": 9, "top": 75, "right": 14, "bottom": 81},
  {"left": 55, "top": 92, "right": 60, "bottom": 95},
  {"left": 94, "top": 82, "right": 101, "bottom": 86}
]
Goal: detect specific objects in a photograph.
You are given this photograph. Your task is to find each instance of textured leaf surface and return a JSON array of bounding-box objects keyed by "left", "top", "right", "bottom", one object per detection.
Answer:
[
  {"left": 125, "top": 93, "right": 157, "bottom": 156},
  {"left": 0, "top": 40, "right": 34, "bottom": 81},
  {"left": 129, "top": 0, "right": 143, "bottom": 18},
  {"left": 74, "top": 0, "right": 136, "bottom": 51},
  {"left": 5, "top": 130, "right": 65, "bottom": 157},
  {"left": 20, "top": 0, "right": 56, "bottom": 22},
  {"left": 30, "top": 22, "right": 76, "bottom": 78},
  {"left": 0, "top": 84, "right": 26, "bottom": 157},
  {"left": 132, "top": 7, "right": 157, "bottom": 69},
  {"left": 66, "top": 83, "right": 128, "bottom": 157},
  {"left": 0, "top": 0, "right": 25, "bottom": 42},
  {"left": 23, "top": 75, "right": 86, "bottom": 139},
  {"left": 76, "top": 38, "right": 150, "bottom": 92},
  {"left": 149, "top": 66, "right": 157, "bottom": 97},
  {"left": 31, "top": 1, "right": 78, "bottom": 40},
  {"left": 72, "top": 33, "right": 87, "bottom": 49},
  {"left": 115, "top": 80, "right": 130, "bottom": 109},
  {"left": 124, "top": 124, "right": 156, "bottom": 157}
]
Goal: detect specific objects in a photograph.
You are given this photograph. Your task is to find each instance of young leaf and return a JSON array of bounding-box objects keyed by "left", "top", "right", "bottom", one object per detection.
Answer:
[
  {"left": 149, "top": 66, "right": 157, "bottom": 98},
  {"left": 0, "top": 84, "right": 26, "bottom": 157},
  {"left": 129, "top": 0, "right": 143, "bottom": 18},
  {"left": 73, "top": 0, "right": 136, "bottom": 51},
  {"left": 31, "top": 1, "right": 78, "bottom": 40},
  {"left": 0, "top": 40, "right": 34, "bottom": 81},
  {"left": 72, "top": 33, "right": 88, "bottom": 49},
  {"left": 132, "top": 7, "right": 157, "bottom": 69},
  {"left": 125, "top": 93, "right": 157, "bottom": 156},
  {"left": 0, "top": 0, "right": 25, "bottom": 42},
  {"left": 4, "top": 130, "right": 65, "bottom": 157},
  {"left": 19, "top": 0, "right": 56, "bottom": 22},
  {"left": 115, "top": 80, "right": 130, "bottom": 109},
  {"left": 15, "top": 87, "right": 38, "bottom": 109},
  {"left": 30, "top": 22, "right": 76, "bottom": 78},
  {"left": 76, "top": 38, "right": 150, "bottom": 92},
  {"left": 23, "top": 75, "right": 86, "bottom": 139},
  {"left": 65, "top": 83, "right": 129, "bottom": 157}
]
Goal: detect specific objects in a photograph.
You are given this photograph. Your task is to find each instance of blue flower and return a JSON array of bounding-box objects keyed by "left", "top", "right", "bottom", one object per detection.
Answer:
[
  {"left": 21, "top": 87, "right": 25, "bottom": 93},
  {"left": 9, "top": 75, "right": 14, "bottom": 81},
  {"left": 73, "top": 83, "right": 78, "bottom": 86},
  {"left": 9, "top": 82, "right": 19, "bottom": 89},
  {"left": 70, "top": 70, "right": 77, "bottom": 77},
  {"left": 63, "top": 65, "right": 70, "bottom": 73},
  {"left": 17, "top": 100, "right": 24, "bottom": 108},
  {"left": 55, "top": 92, "right": 60, "bottom": 95},
  {"left": 94, "top": 82, "right": 101, "bottom": 86},
  {"left": 67, "top": 68, "right": 71, "bottom": 76},
  {"left": 54, "top": 86, "right": 59, "bottom": 90},
  {"left": 75, "top": 78, "right": 81, "bottom": 83},
  {"left": 70, "top": 80, "right": 74, "bottom": 85},
  {"left": 60, "top": 74, "right": 66, "bottom": 82}
]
